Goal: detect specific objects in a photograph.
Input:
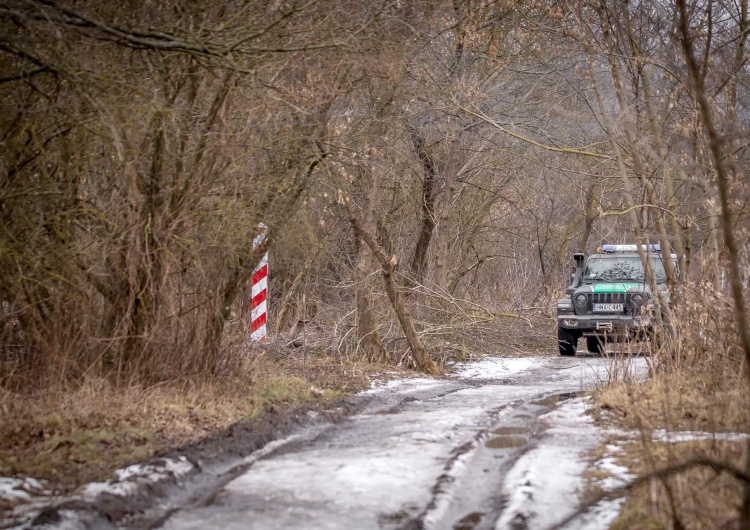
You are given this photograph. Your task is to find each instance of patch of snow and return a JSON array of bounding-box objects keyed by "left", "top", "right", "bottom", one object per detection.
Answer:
[
  {"left": 454, "top": 357, "right": 537, "bottom": 379},
  {"left": 82, "top": 456, "right": 193, "bottom": 499},
  {"left": 23, "top": 509, "right": 86, "bottom": 530},
  {"left": 363, "top": 376, "right": 441, "bottom": 394},
  {"left": 496, "top": 443, "right": 589, "bottom": 530},
  {"left": 652, "top": 429, "right": 750, "bottom": 443},
  {"left": 0, "top": 477, "right": 50, "bottom": 503},
  {"left": 596, "top": 455, "right": 634, "bottom": 491},
  {"left": 422, "top": 439, "right": 480, "bottom": 529},
  {"left": 4, "top": 504, "right": 86, "bottom": 530},
  {"left": 543, "top": 397, "right": 594, "bottom": 427},
  {"left": 567, "top": 499, "right": 627, "bottom": 530}
]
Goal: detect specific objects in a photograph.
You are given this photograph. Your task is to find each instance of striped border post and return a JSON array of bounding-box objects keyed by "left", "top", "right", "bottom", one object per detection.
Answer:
[{"left": 250, "top": 223, "right": 268, "bottom": 342}]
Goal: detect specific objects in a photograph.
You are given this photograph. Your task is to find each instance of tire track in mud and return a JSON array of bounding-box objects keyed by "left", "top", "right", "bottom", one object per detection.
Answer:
[{"left": 392, "top": 392, "right": 585, "bottom": 530}]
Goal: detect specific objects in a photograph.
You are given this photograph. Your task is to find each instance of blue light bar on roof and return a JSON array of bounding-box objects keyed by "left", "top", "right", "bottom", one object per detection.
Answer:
[
  {"left": 601, "top": 244, "right": 636, "bottom": 252},
  {"left": 601, "top": 244, "right": 662, "bottom": 253}
]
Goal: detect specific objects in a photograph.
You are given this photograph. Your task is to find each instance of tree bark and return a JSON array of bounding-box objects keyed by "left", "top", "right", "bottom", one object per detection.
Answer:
[
  {"left": 407, "top": 125, "right": 437, "bottom": 283},
  {"left": 354, "top": 161, "right": 387, "bottom": 363},
  {"left": 579, "top": 180, "right": 598, "bottom": 253},
  {"left": 435, "top": 115, "right": 459, "bottom": 291},
  {"left": 345, "top": 197, "right": 441, "bottom": 375}
]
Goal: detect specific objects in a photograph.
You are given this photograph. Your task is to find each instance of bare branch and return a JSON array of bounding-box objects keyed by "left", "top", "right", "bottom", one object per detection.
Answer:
[{"left": 459, "top": 103, "right": 613, "bottom": 160}]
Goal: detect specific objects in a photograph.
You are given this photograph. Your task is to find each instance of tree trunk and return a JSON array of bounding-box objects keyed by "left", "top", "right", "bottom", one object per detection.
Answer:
[
  {"left": 435, "top": 115, "right": 459, "bottom": 291},
  {"left": 407, "top": 125, "right": 437, "bottom": 283},
  {"left": 345, "top": 197, "right": 441, "bottom": 375},
  {"left": 354, "top": 161, "right": 387, "bottom": 363},
  {"left": 578, "top": 180, "right": 597, "bottom": 253}
]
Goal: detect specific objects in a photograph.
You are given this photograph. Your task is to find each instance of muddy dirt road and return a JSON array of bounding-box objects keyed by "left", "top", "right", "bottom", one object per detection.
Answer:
[{"left": 156, "top": 355, "right": 645, "bottom": 530}]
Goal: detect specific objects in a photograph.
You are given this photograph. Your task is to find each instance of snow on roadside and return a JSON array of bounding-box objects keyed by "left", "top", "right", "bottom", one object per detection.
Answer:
[
  {"left": 594, "top": 445, "right": 634, "bottom": 492},
  {"left": 2, "top": 457, "right": 195, "bottom": 530},
  {"left": 0, "top": 478, "right": 55, "bottom": 529},
  {"left": 363, "top": 376, "right": 441, "bottom": 394},
  {"left": 81, "top": 456, "right": 194, "bottom": 498},
  {"left": 495, "top": 397, "right": 630, "bottom": 530},
  {"left": 0, "top": 478, "right": 49, "bottom": 503},
  {"left": 454, "top": 356, "right": 539, "bottom": 379},
  {"left": 651, "top": 429, "right": 749, "bottom": 443}
]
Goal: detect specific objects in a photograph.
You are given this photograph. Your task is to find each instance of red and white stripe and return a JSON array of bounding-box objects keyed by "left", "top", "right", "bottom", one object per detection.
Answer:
[{"left": 250, "top": 223, "right": 268, "bottom": 342}]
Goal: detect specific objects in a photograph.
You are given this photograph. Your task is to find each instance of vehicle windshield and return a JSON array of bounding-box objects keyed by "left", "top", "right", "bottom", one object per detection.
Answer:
[{"left": 583, "top": 256, "right": 667, "bottom": 283}]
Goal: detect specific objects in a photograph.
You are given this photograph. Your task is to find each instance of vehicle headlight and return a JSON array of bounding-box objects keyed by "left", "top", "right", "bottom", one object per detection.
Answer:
[
  {"left": 631, "top": 293, "right": 645, "bottom": 306},
  {"left": 574, "top": 294, "right": 587, "bottom": 306}
]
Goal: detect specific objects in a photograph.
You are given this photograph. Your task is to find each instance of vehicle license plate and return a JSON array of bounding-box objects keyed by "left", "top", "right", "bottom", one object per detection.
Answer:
[{"left": 593, "top": 303, "right": 623, "bottom": 312}]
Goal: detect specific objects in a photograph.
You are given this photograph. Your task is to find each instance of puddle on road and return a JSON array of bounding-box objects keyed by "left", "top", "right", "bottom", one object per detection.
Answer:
[
  {"left": 492, "top": 426, "right": 528, "bottom": 436},
  {"left": 530, "top": 395, "right": 559, "bottom": 407},
  {"left": 378, "top": 503, "right": 420, "bottom": 528},
  {"left": 545, "top": 361, "right": 579, "bottom": 370},
  {"left": 531, "top": 391, "right": 585, "bottom": 407},
  {"left": 485, "top": 436, "right": 526, "bottom": 449},
  {"left": 453, "top": 511, "right": 484, "bottom": 529},
  {"left": 558, "top": 391, "right": 586, "bottom": 400}
]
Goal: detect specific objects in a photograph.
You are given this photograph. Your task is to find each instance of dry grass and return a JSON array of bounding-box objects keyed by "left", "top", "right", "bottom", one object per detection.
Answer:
[
  {"left": 0, "top": 352, "right": 374, "bottom": 504},
  {"left": 609, "top": 438, "right": 746, "bottom": 530},
  {"left": 595, "top": 370, "right": 750, "bottom": 434},
  {"left": 587, "top": 375, "right": 749, "bottom": 529},
  {"left": 589, "top": 286, "right": 750, "bottom": 529}
]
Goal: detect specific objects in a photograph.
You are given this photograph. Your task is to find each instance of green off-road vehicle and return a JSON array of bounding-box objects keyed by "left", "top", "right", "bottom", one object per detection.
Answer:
[{"left": 556, "top": 244, "right": 674, "bottom": 356}]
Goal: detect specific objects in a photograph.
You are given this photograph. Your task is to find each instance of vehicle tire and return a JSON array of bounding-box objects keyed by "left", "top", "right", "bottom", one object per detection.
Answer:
[
  {"left": 586, "top": 336, "right": 605, "bottom": 355},
  {"left": 558, "top": 328, "right": 578, "bottom": 356}
]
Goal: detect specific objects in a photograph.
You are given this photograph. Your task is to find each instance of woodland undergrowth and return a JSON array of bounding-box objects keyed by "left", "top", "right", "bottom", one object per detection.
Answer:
[{"left": 594, "top": 285, "right": 750, "bottom": 529}]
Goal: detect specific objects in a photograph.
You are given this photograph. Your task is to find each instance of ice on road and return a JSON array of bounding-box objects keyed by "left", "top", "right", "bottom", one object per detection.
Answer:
[{"left": 161, "top": 355, "right": 646, "bottom": 530}]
